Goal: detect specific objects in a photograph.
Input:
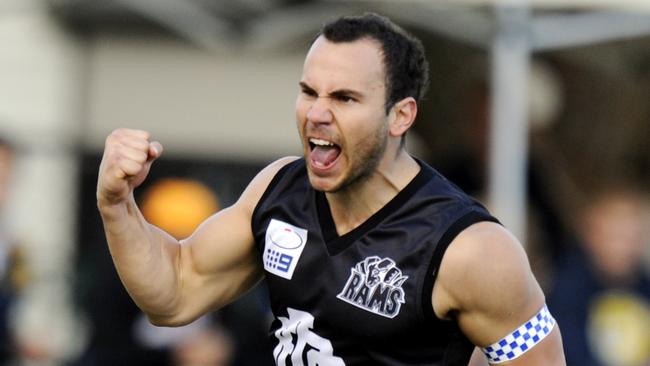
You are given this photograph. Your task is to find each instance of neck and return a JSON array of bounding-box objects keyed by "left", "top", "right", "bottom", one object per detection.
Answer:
[{"left": 325, "top": 149, "right": 420, "bottom": 236}]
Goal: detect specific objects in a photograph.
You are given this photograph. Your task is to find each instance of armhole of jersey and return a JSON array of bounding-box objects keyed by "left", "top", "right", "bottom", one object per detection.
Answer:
[
  {"left": 251, "top": 159, "right": 301, "bottom": 229},
  {"left": 421, "top": 209, "right": 500, "bottom": 322}
]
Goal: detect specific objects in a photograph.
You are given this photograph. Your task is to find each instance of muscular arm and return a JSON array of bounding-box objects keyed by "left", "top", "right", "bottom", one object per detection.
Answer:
[
  {"left": 97, "top": 128, "right": 296, "bottom": 326},
  {"left": 432, "top": 222, "right": 566, "bottom": 365}
]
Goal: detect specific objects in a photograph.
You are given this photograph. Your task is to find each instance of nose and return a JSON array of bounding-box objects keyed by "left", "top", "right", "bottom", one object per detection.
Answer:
[{"left": 306, "top": 96, "right": 333, "bottom": 124}]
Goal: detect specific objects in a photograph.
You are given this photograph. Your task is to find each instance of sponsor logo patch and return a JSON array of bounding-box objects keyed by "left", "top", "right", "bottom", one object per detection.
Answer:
[
  {"left": 337, "top": 256, "right": 408, "bottom": 318},
  {"left": 263, "top": 219, "right": 308, "bottom": 280}
]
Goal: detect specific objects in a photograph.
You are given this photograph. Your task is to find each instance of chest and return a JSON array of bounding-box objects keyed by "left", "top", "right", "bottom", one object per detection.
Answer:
[{"left": 260, "top": 215, "right": 437, "bottom": 340}]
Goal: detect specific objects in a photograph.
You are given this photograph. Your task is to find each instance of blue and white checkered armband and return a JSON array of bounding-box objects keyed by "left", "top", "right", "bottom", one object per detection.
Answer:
[{"left": 481, "top": 304, "right": 556, "bottom": 364}]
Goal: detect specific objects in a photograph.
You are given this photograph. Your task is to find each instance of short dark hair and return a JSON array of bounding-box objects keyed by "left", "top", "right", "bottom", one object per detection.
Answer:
[{"left": 318, "top": 13, "right": 430, "bottom": 114}]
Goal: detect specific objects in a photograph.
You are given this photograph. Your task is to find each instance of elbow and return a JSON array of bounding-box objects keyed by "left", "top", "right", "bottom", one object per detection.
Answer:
[
  {"left": 145, "top": 311, "right": 197, "bottom": 328},
  {"left": 143, "top": 300, "right": 227, "bottom": 327}
]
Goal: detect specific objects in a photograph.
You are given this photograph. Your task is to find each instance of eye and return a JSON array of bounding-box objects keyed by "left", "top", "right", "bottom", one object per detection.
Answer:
[
  {"left": 300, "top": 87, "right": 317, "bottom": 98},
  {"left": 334, "top": 94, "right": 356, "bottom": 103}
]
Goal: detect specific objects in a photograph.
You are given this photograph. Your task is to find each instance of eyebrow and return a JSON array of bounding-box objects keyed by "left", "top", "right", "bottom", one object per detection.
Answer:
[{"left": 299, "top": 81, "right": 364, "bottom": 100}]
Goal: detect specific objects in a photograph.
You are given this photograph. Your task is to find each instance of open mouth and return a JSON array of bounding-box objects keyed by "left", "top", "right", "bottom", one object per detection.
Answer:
[{"left": 308, "top": 137, "right": 341, "bottom": 169}]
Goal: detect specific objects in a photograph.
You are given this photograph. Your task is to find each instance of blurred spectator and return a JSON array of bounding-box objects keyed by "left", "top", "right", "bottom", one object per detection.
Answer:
[
  {"left": 133, "top": 314, "right": 233, "bottom": 366},
  {"left": 171, "top": 326, "right": 233, "bottom": 366},
  {"left": 0, "top": 136, "right": 16, "bottom": 361},
  {"left": 0, "top": 136, "right": 29, "bottom": 362},
  {"left": 548, "top": 185, "right": 650, "bottom": 366}
]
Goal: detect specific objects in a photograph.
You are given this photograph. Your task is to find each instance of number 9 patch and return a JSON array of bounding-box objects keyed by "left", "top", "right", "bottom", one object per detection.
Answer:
[{"left": 263, "top": 219, "right": 308, "bottom": 280}]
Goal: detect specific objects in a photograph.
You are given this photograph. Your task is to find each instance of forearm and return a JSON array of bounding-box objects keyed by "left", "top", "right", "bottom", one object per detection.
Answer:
[{"left": 99, "top": 195, "right": 182, "bottom": 317}]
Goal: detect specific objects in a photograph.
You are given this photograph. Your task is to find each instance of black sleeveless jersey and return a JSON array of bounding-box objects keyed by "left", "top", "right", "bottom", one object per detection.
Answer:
[{"left": 251, "top": 158, "right": 497, "bottom": 366}]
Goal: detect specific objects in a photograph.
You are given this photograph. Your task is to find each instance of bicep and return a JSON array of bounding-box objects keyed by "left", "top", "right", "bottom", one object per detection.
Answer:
[
  {"left": 165, "top": 157, "right": 298, "bottom": 323},
  {"left": 183, "top": 205, "right": 259, "bottom": 278},
  {"left": 152, "top": 203, "right": 261, "bottom": 326},
  {"left": 456, "top": 234, "right": 544, "bottom": 345}
]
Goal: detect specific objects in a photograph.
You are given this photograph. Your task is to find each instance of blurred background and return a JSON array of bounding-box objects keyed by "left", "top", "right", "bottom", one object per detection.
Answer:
[{"left": 0, "top": 0, "right": 649, "bottom": 365}]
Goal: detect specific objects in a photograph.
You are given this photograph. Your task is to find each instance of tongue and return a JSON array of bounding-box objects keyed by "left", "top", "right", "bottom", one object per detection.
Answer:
[{"left": 310, "top": 146, "right": 340, "bottom": 167}]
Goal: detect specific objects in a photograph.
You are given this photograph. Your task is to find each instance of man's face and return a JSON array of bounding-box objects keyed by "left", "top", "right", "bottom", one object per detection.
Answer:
[
  {"left": 295, "top": 36, "right": 390, "bottom": 193},
  {"left": 583, "top": 193, "right": 649, "bottom": 281}
]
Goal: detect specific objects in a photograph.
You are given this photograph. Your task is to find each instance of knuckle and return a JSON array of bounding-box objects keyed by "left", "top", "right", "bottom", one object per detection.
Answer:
[
  {"left": 106, "top": 129, "right": 127, "bottom": 146},
  {"left": 134, "top": 150, "right": 148, "bottom": 164},
  {"left": 130, "top": 128, "right": 150, "bottom": 141},
  {"left": 105, "top": 133, "right": 116, "bottom": 146},
  {"left": 109, "top": 128, "right": 150, "bottom": 140},
  {"left": 112, "top": 127, "right": 129, "bottom": 137}
]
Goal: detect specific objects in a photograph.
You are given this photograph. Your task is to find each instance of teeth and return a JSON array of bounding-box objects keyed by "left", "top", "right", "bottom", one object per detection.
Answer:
[{"left": 309, "top": 138, "right": 334, "bottom": 147}]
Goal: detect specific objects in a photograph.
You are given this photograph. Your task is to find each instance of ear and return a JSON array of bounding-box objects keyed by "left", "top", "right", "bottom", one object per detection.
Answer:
[{"left": 389, "top": 97, "right": 417, "bottom": 137}]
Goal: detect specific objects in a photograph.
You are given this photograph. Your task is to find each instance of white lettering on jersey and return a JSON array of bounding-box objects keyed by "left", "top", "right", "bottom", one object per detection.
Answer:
[
  {"left": 264, "top": 219, "right": 308, "bottom": 280},
  {"left": 273, "top": 308, "right": 345, "bottom": 366},
  {"left": 337, "top": 256, "right": 408, "bottom": 318}
]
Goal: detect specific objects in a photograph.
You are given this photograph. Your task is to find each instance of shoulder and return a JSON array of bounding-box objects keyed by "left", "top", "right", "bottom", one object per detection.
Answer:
[
  {"left": 237, "top": 156, "right": 301, "bottom": 212},
  {"left": 433, "top": 221, "right": 545, "bottom": 344},
  {"left": 445, "top": 222, "right": 532, "bottom": 297},
  {"left": 437, "top": 222, "right": 531, "bottom": 293},
  {"left": 251, "top": 156, "right": 301, "bottom": 187}
]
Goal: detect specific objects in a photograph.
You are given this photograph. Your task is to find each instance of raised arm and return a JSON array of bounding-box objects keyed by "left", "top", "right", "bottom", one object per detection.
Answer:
[
  {"left": 432, "top": 222, "right": 566, "bottom": 365},
  {"left": 97, "top": 128, "right": 295, "bottom": 326}
]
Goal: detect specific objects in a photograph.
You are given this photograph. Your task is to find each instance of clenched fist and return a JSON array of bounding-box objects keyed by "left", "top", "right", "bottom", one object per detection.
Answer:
[{"left": 97, "top": 128, "right": 163, "bottom": 207}]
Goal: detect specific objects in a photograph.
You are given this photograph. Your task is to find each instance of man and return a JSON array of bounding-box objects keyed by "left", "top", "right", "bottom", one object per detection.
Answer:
[
  {"left": 97, "top": 13, "right": 565, "bottom": 365},
  {"left": 549, "top": 185, "right": 650, "bottom": 366}
]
